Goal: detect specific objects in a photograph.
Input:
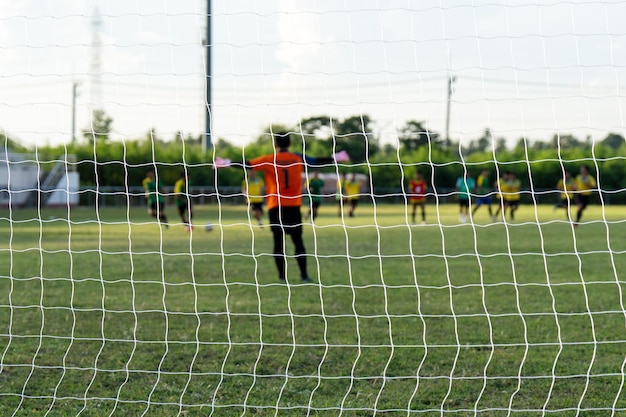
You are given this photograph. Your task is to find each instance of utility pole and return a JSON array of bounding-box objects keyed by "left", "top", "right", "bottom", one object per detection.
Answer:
[
  {"left": 445, "top": 74, "right": 456, "bottom": 148},
  {"left": 71, "top": 81, "right": 80, "bottom": 143},
  {"left": 203, "top": 0, "right": 212, "bottom": 153},
  {"left": 90, "top": 7, "right": 103, "bottom": 111}
]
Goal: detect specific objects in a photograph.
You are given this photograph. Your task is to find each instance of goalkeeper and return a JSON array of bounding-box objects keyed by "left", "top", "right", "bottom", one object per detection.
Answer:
[{"left": 245, "top": 131, "right": 333, "bottom": 283}]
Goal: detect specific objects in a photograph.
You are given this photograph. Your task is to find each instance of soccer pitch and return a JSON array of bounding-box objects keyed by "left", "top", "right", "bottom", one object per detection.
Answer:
[{"left": 0, "top": 203, "right": 625, "bottom": 416}]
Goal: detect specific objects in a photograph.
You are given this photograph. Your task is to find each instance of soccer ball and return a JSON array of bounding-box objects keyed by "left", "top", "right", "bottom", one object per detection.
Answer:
[{"left": 205, "top": 222, "right": 214, "bottom": 232}]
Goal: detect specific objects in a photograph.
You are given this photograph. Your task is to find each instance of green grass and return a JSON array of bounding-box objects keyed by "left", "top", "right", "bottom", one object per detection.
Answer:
[{"left": 0, "top": 203, "right": 625, "bottom": 416}]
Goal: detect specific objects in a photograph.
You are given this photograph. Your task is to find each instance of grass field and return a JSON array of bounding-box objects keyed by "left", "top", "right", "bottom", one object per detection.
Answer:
[{"left": 0, "top": 202, "right": 625, "bottom": 416}]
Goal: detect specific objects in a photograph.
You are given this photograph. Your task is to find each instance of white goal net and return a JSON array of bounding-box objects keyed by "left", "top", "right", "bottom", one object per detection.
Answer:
[{"left": 0, "top": 1, "right": 625, "bottom": 416}]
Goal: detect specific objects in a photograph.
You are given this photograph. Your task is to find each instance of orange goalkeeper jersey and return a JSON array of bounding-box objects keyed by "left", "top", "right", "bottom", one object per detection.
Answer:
[{"left": 248, "top": 151, "right": 304, "bottom": 210}]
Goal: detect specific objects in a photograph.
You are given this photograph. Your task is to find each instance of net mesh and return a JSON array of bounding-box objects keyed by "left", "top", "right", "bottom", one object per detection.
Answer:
[{"left": 0, "top": 1, "right": 625, "bottom": 415}]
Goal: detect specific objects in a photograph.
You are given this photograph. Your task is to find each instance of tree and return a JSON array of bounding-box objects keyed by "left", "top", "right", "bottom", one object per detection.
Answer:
[
  {"left": 550, "top": 133, "right": 583, "bottom": 149},
  {"left": 290, "top": 114, "right": 380, "bottom": 162},
  {"left": 0, "top": 133, "right": 29, "bottom": 153},
  {"left": 82, "top": 109, "right": 113, "bottom": 143},
  {"left": 476, "top": 128, "right": 493, "bottom": 153},
  {"left": 495, "top": 138, "right": 507, "bottom": 154},
  {"left": 462, "top": 140, "right": 478, "bottom": 156},
  {"left": 297, "top": 115, "right": 336, "bottom": 157},
  {"left": 460, "top": 129, "right": 494, "bottom": 156},
  {"left": 397, "top": 120, "right": 440, "bottom": 151},
  {"left": 145, "top": 128, "right": 164, "bottom": 144},
  {"left": 515, "top": 137, "right": 528, "bottom": 150},
  {"left": 334, "top": 114, "right": 378, "bottom": 163},
  {"left": 531, "top": 140, "right": 551, "bottom": 150},
  {"left": 242, "top": 124, "right": 292, "bottom": 159},
  {"left": 600, "top": 132, "right": 625, "bottom": 150},
  {"left": 299, "top": 115, "right": 337, "bottom": 140}
]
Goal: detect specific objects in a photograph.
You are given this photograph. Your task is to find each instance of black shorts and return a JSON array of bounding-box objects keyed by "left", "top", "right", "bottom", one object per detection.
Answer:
[
  {"left": 177, "top": 201, "right": 190, "bottom": 215},
  {"left": 458, "top": 199, "right": 470, "bottom": 208},
  {"left": 577, "top": 194, "right": 590, "bottom": 209},
  {"left": 311, "top": 201, "right": 321, "bottom": 209},
  {"left": 251, "top": 202, "right": 263, "bottom": 212},
  {"left": 269, "top": 206, "right": 302, "bottom": 235},
  {"left": 556, "top": 198, "right": 571, "bottom": 208},
  {"left": 150, "top": 201, "right": 165, "bottom": 212}
]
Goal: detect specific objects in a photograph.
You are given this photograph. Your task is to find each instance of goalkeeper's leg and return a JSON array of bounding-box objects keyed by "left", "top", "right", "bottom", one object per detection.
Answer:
[
  {"left": 271, "top": 228, "right": 287, "bottom": 281},
  {"left": 290, "top": 230, "right": 309, "bottom": 281},
  {"left": 269, "top": 208, "right": 287, "bottom": 280}
]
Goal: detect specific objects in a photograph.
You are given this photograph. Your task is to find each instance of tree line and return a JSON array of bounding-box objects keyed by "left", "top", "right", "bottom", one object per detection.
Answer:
[{"left": 5, "top": 109, "right": 626, "bottom": 200}]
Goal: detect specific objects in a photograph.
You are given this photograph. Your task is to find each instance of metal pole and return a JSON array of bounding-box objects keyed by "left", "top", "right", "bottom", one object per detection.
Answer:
[
  {"left": 445, "top": 75, "right": 455, "bottom": 147},
  {"left": 72, "top": 81, "right": 79, "bottom": 143},
  {"left": 203, "top": 0, "right": 212, "bottom": 152}
]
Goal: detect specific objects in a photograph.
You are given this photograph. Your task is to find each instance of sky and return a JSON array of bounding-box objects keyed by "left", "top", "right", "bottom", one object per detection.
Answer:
[{"left": 0, "top": 0, "right": 625, "bottom": 150}]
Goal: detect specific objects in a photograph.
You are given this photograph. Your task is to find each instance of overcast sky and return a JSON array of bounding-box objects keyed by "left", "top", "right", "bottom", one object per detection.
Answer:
[{"left": 0, "top": 0, "right": 624, "bottom": 149}]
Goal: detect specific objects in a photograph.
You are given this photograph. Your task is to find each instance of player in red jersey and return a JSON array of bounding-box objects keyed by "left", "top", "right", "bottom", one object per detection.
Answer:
[{"left": 408, "top": 171, "right": 428, "bottom": 224}]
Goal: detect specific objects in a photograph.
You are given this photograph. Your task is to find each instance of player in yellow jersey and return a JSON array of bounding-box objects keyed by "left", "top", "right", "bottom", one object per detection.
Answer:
[
  {"left": 242, "top": 169, "right": 265, "bottom": 226},
  {"left": 554, "top": 169, "right": 575, "bottom": 219},
  {"left": 344, "top": 173, "right": 362, "bottom": 217},
  {"left": 336, "top": 172, "right": 346, "bottom": 217},
  {"left": 493, "top": 172, "right": 510, "bottom": 221},
  {"left": 174, "top": 171, "right": 193, "bottom": 231},
  {"left": 574, "top": 165, "right": 597, "bottom": 226},
  {"left": 505, "top": 173, "right": 521, "bottom": 221}
]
